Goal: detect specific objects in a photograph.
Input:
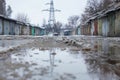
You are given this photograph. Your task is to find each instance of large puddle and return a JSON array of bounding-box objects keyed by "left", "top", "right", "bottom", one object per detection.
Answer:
[
  {"left": 0, "top": 38, "right": 120, "bottom": 80},
  {"left": 81, "top": 38, "right": 120, "bottom": 80},
  {"left": 0, "top": 48, "right": 92, "bottom": 80}
]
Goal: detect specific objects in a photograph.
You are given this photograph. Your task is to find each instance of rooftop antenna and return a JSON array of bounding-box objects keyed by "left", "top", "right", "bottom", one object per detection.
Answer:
[{"left": 42, "top": 0, "right": 61, "bottom": 33}]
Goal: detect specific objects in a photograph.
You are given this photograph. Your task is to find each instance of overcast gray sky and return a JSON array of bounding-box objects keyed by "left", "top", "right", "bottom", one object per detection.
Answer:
[{"left": 6, "top": 0, "right": 87, "bottom": 26}]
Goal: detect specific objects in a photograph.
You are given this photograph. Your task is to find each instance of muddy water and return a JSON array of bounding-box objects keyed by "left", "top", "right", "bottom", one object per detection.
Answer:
[
  {"left": 82, "top": 38, "right": 120, "bottom": 80},
  {"left": 0, "top": 48, "right": 93, "bottom": 80},
  {"left": 0, "top": 38, "right": 120, "bottom": 80}
]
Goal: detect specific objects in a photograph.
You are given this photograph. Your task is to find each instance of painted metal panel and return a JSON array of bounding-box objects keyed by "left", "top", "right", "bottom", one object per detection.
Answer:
[
  {"left": 29, "top": 26, "right": 32, "bottom": 35},
  {"left": 22, "top": 26, "right": 29, "bottom": 35},
  {"left": 91, "top": 21, "right": 94, "bottom": 35},
  {"left": 32, "top": 27, "right": 35, "bottom": 36},
  {"left": 85, "top": 27, "right": 88, "bottom": 35},
  {"left": 0, "top": 19, "right": 3, "bottom": 35},
  {"left": 78, "top": 27, "right": 81, "bottom": 35},
  {"left": 24, "top": 26, "right": 27, "bottom": 35},
  {"left": 21, "top": 25, "right": 24, "bottom": 35},
  {"left": 102, "top": 17, "right": 109, "bottom": 36},
  {"left": 28, "top": 26, "right": 30, "bottom": 35},
  {"left": 39, "top": 28, "right": 41, "bottom": 35},
  {"left": 94, "top": 20, "right": 98, "bottom": 35},
  {"left": 35, "top": 27, "right": 40, "bottom": 36},
  {"left": 115, "top": 10, "right": 120, "bottom": 36},
  {"left": 4, "top": 20, "right": 9, "bottom": 35},
  {"left": 82, "top": 27, "right": 84, "bottom": 35},
  {"left": 83, "top": 26, "right": 85, "bottom": 35},
  {"left": 19, "top": 25, "right": 22, "bottom": 35},
  {"left": 98, "top": 19, "right": 102, "bottom": 35},
  {"left": 22, "top": 25, "right": 26, "bottom": 35},
  {"left": 40, "top": 29, "right": 45, "bottom": 35},
  {"left": 88, "top": 23, "right": 91, "bottom": 35},
  {"left": 108, "top": 13, "right": 115, "bottom": 36},
  {"left": 9, "top": 22, "right": 15, "bottom": 35},
  {"left": 27, "top": 26, "right": 30, "bottom": 35},
  {"left": 15, "top": 24, "right": 20, "bottom": 35},
  {"left": 80, "top": 27, "right": 83, "bottom": 35}
]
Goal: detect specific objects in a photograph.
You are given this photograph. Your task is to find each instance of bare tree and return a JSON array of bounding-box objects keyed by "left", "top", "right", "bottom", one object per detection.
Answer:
[
  {"left": 0, "top": 0, "right": 6, "bottom": 16},
  {"left": 6, "top": 5, "right": 12, "bottom": 18},
  {"left": 0, "top": 0, "right": 13, "bottom": 17},
  {"left": 101, "top": 0, "right": 113, "bottom": 9},
  {"left": 81, "top": 0, "right": 113, "bottom": 23},
  {"left": 53, "top": 22, "right": 62, "bottom": 33},
  {"left": 42, "top": 19, "right": 46, "bottom": 28},
  {"left": 80, "top": 14, "right": 89, "bottom": 24},
  {"left": 64, "top": 23, "right": 73, "bottom": 31},
  {"left": 15, "top": 13, "right": 30, "bottom": 23},
  {"left": 68, "top": 15, "right": 80, "bottom": 28},
  {"left": 87, "top": 0, "right": 100, "bottom": 14},
  {"left": 86, "top": 0, "right": 113, "bottom": 15}
]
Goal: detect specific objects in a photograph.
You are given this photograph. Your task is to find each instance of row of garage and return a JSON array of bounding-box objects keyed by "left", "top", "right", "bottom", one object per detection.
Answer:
[
  {"left": 76, "top": 2, "right": 120, "bottom": 37},
  {"left": 0, "top": 15, "right": 45, "bottom": 36}
]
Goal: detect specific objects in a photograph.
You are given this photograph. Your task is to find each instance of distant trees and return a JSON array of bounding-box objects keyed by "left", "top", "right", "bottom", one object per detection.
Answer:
[
  {"left": 0, "top": 0, "right": 6, "bottom": 16},
  {"left": 86, "top": 0, "right": 113, "bottom": 14},
  {"left": 64, "top": 23, "right": 73, "bottom": 30},
  {"left": 42, "top": 19, "right": 46, "bottom": 27},
  {"left": 68, "top": 15, "right": 80, "bottom": 28},
  {"left": 64, "top": 15, "right": 80, "bottom": 33},
  {"left": 6, "top": 5, "right": 12, "bottom": 18},
  {"left": 0, "top": 0, "right": 12, "bottom": 17},
  {"left": 15, "top": 13, "right": 30, "bottom": 23},
  {"left": 44, "top": 21, "right": 62, "bottom": 34},
  {"left": 54, "top": 22, "right": 62, "bottom": 33}
]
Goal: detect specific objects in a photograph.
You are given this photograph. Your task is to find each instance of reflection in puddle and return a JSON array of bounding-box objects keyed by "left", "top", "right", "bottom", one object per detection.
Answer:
[
  {"left": 90, "top": 39, "right": 120, "bottom": 55},
  {"left": 0, "top": 48, "right": 95, "bottom": 80},
  {"left": 82, "top": 39, "right": 120, "bottom": 80}
]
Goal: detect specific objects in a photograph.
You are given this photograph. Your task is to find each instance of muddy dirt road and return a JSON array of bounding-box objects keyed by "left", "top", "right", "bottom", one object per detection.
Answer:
[{"left": 0, "top": 36, "right": 120, "bottom": 80}]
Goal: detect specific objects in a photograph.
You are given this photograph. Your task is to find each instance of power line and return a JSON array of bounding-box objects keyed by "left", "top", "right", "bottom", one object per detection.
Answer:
[{"left": 42, "top": 0, "right": 61, "bottom": 33}]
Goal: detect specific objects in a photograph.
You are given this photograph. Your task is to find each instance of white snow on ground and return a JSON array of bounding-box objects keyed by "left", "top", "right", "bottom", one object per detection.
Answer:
[
  {"left": 0, "top": 35, "right": 120, "bottom": 53},
  {"left": 0, "top": 40, "right": 33, "bottom": 53},
  {"left": 0, "top": 35, "right": 35, "bottom": 53}
]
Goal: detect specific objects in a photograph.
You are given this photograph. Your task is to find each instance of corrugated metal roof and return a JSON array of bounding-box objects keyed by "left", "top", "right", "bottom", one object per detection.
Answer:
[
  {"left": 85, "top": 2, "right": 120, "bottom": 24},
  {"left": 0, "top": 14, "right": 36, "bottom": 27}
]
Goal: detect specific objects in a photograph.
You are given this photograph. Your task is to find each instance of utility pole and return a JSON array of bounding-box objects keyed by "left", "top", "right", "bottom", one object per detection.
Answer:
[{"left": 42, "top": 0, "right": 60, "bottom": 33}]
